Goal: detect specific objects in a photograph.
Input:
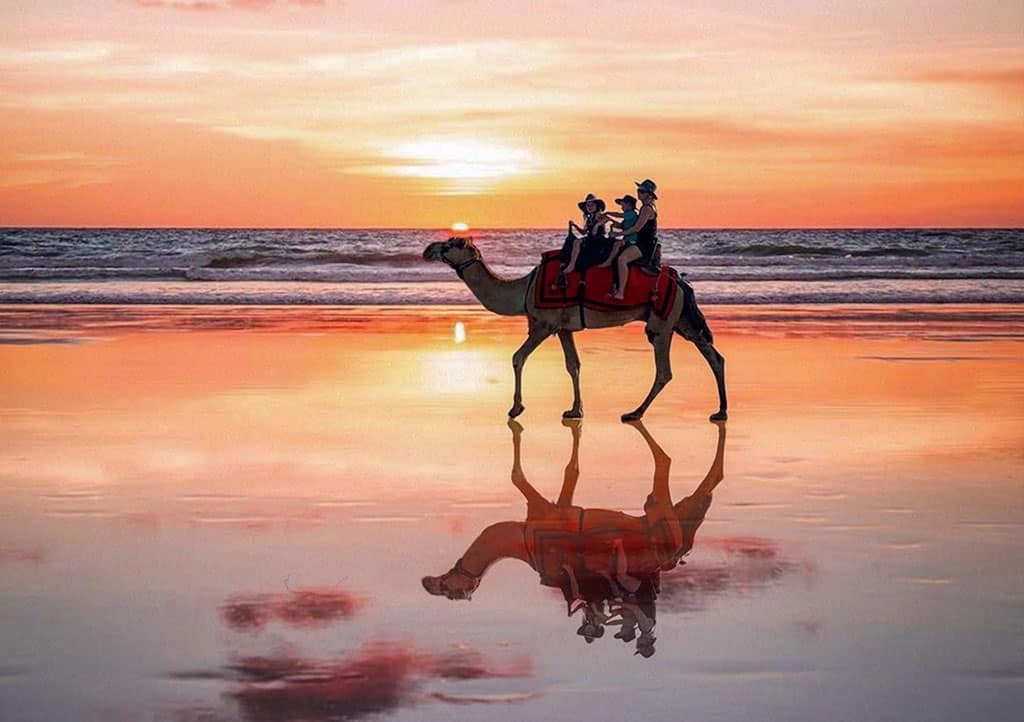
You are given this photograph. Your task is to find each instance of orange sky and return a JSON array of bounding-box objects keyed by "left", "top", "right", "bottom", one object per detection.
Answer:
[{"left": 1, "top": 1, "right": 1022, "bottom": 227}]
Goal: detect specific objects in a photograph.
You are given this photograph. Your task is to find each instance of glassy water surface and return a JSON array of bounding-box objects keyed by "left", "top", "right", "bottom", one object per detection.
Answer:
[{"left": 1, "top": 306, "right": 1022, "bottom": 721}]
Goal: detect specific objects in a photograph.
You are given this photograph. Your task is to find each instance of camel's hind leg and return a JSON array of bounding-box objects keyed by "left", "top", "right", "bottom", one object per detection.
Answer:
[
  {"left": 621, "top": 329, "right": 673, "bottom": 422},
  {"left": 676, "top": 323, "right": 728, "bottom": 421},
  {"left": 626, "top": 420, "right": 672, "bottom": 504},
  {"left": 509, "top": 326, "right": 550, "bottom": 418},
  {"left": 557, "top": 330, "right": 583, "bottom": 419}
]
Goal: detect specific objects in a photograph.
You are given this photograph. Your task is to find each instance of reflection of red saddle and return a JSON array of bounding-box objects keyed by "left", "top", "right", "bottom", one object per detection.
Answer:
[{"left": 535, "top": 250, "right": 679, "bottom": 319}]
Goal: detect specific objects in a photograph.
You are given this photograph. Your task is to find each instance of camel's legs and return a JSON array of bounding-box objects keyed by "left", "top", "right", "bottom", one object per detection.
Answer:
[
  {"left": 508, "top": 420, "right": 547, "bottom": 508},
  {"left": 557, "top": 330, "right": 583, "bottom": 419},
  {"left": 627, "top": 420, "right": 672, "bottom": 504},
  {"left": 694, "top": 339, "right": 728, "bottom": 421},
  {"left": 621, "top": 332, "right": 673, "bottom": 422},
  {"left": 556, "top": 420, "right": 581, "bottom": 507},
  {"left": 509, "top": 327, "right": 550, "bottom": 418},
  {"left": 676, "top": 318, "right": 728, "bottom": 421},
  {"left": 674, "top": 421, "right": 727, "bottom": 524},
  {"left": 692, "top": 420, "right": 727, "bottom": 497}
]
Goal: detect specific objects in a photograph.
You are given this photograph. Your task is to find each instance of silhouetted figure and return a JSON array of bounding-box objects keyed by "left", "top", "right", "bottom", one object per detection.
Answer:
[{"left": 558, "top": 193, "right": 611, "bottom": 283}]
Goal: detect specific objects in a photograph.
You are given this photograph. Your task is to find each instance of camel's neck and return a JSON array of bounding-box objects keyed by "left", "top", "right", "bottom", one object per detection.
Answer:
[
  {"left": 458, "top": 258, "right": 531, "bottom": 316},
  {"left": 459, "top": 521, "right": 530, "bottom": 577}
]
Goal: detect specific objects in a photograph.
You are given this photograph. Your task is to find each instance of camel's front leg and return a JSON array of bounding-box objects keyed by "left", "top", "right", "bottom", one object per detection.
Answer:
[
  {"left": 695, "top": 339, "right": 728, "bottom": 421},
  {"left": 622, "top": 332, "right": 673, "bottom": 422},
  {"left": 509, "top": 328, "right": 550, "bottom": 418},
  {"left": 557, "top": 330, "right": 583, "bottom": 418},
  {"left": 556, "top": 418, "right": 582, "bottom": 507},
  {"left": 508, "top": 420, "right": 547, "bottom": 508}
]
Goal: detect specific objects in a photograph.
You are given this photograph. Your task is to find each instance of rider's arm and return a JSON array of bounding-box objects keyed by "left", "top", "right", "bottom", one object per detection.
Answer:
[{"left": 615, "top": 206, "right": 653, "bottom": 237}]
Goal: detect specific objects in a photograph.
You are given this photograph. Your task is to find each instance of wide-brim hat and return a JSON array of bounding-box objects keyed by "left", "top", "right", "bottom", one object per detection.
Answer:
[
  {"left": 615, "top": 194, "right": 638, "bottom": 207},
  {"left": 634, "top": 179, "right": 658, "bottom": 200},
  {"left": 577, "top": 193, "right": 606, "bottom": 212}
]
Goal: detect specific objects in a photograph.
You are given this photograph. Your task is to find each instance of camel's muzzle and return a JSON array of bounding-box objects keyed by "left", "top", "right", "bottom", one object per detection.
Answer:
[{"left": 422, "top": 242, "right": 444, "bottom": 261}]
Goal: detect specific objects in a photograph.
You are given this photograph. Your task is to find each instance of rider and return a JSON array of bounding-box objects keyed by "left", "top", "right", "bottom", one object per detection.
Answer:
[
  {"left": 555, "top": 193, "right": 610, "bottom": 288},
  {"left": 608, "top": 179, "right": 659, "bottom": 300},
  {"left": 601, "top": 193, "right": 640, "bottom": 297}
]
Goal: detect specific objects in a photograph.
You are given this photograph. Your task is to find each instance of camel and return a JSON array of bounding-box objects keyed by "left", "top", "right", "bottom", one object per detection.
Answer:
[
  {"left": 422, "top": 237, "right": 727, "bottom": 422},
  {"left": 421, "top": 418, "right": 727, "bottom": 653}
]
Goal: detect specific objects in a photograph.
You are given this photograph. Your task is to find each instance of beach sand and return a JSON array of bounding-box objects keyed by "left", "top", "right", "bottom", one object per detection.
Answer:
[{"left": 1, "top": 304, "right": 1022, "bottom": 722}]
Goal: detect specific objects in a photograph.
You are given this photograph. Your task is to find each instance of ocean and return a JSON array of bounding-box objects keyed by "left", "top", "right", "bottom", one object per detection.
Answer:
[{"left": 1, "top": 228, "right": 1022, "bottom": 305}]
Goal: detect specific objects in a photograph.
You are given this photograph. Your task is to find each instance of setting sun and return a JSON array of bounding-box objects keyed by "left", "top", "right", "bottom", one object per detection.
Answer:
[{"left": 451, "top": 222, "right": 470, "bottom": 233}]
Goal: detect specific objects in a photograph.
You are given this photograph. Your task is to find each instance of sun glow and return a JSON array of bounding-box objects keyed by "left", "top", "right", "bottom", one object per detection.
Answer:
[
  {"left": 451, "top": 222, "right": 470, "bottom": 233},
  {"left": 419, "top": 349, "right": 493, "bottom": 395},
  {"left": 453, "top": 322, "right": 467, "bottom": 344},
  {"left": 380, "top": 138, "right": 534, "bottom": 193}
]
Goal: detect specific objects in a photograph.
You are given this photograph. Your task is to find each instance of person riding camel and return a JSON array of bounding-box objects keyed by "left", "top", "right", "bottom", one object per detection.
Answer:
[
  {"left": 600, "top": 193, "right": 640, "bottom": 297},
  {"left": 555, "top": 193, "right": 610, "bottom": 289},
  {"left": 607, "top": 179, "right": 660, "bottom": 300}
]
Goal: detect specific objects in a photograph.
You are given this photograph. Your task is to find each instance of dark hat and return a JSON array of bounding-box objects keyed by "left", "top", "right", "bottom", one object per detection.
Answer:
[
  {"left": 634, "top": 179, "right": 658, "bottom": 200},
  {"left": 614, "top": 194, "right": 638, "bottom": 207},
  {"left": 577, "top": 193, "right": 606, "bottom": 213}
]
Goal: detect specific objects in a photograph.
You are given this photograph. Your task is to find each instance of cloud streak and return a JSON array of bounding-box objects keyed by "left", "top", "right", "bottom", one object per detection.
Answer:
[
  {"left": 904, "top": 66, "right": 1024, "bottom": 93},
  {"left": 130, "top": 0, "right": 324, "bottom": 11},
  {"left": 221, "top": 588, "right": 367, "bottom": 632}
]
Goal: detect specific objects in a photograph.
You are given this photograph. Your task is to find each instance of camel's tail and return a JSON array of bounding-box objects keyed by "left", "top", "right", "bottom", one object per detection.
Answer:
[{"left": 673, "top": 279, "right": 714, "bottom": 344}]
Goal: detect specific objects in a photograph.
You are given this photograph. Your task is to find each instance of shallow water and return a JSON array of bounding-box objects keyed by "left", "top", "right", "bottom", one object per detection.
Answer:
[
  {"left": 2, "top": 228, "right": 1023, "bottom": 305},
  {"left": 1, "top": 306, "right": 1022, "bottom": 721}
]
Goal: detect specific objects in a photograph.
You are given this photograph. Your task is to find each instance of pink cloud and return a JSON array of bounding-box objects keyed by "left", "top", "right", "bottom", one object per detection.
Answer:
[
  {"left": 656, "top": 535, "right": 813, "bottom": 612},
  {"left": 171, "top": 641, "right": 534, "bottom": 721},
  {"left": 906, "top": 66, "right": 1024, "bottom": 92},
  {"left": 221, "top": 588, "right": 367, "bottom": 632},
  {"left": 0, "top": 543, "right": 45, "bottom": 565}
]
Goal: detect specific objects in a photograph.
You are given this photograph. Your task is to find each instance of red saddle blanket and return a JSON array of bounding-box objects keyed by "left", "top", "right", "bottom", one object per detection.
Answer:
[{"left": 534, "top": 250, "right": 679, "bottom": 319}]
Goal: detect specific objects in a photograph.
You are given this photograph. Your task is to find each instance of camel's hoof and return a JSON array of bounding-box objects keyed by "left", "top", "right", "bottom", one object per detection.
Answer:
[
  {"left": 562, "top": 409, "right": 583, "bottom": 420},
  {"left": 508, "top": 403, "right": 525, "bottom": 419},
  {"left": 709, "top": 410, "right": 728, "bottom": 422},
  {"left": 621, "top": 411, "right": 644, "bottom": 423}
]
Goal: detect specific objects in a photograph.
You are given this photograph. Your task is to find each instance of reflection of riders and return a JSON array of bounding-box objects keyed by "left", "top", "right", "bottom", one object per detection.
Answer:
[{"left": 422, "top": 418, "right": 727, "bottom": 657}]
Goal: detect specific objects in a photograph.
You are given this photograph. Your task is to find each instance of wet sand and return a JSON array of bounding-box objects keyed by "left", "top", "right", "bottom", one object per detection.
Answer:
[{"left": 1, "top": 304, "right": 1022, "bottom": 722}]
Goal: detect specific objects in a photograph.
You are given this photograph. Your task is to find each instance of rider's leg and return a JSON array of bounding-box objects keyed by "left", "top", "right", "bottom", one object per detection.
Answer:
[{"left": 612, "top": 245, "right": 642, "bottom": 299}]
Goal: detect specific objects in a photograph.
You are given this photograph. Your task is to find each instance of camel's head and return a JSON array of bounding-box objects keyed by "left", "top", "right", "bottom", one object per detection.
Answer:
[
  {"left": 422, "top": 236, "right": 479, "bottom": 272},
  {"left": 421, "top": 564, "right": 480, "bottom": 601}
]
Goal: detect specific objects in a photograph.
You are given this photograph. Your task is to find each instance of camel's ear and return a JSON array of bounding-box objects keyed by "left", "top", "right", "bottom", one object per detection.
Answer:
[{"left": 446, "top": 237, "right": 466, "bottom": 248}]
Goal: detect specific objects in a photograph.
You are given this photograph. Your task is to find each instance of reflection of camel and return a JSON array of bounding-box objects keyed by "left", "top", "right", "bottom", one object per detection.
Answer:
[
  {"left": 423, "top": 238, "right": 727, "bottom": 422},
  {"left": 423, "top": 419, "right": 726, "bottom": 656}
]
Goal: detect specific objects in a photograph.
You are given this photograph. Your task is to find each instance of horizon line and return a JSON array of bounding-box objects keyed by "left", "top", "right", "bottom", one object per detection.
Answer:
[{"left": 3, "top": 225, "right": 1022, "bottom": 232}]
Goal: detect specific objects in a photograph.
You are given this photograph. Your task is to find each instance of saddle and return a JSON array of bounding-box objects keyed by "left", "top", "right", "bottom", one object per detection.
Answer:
[{"left": 535, "top": 250, "right": 680, "bottom": 319}]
